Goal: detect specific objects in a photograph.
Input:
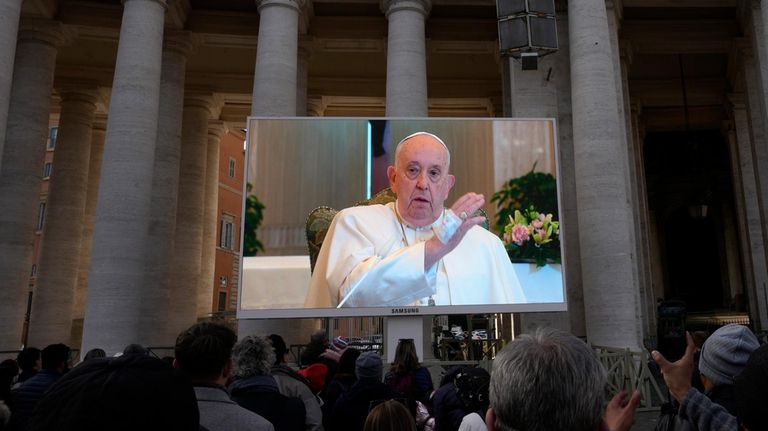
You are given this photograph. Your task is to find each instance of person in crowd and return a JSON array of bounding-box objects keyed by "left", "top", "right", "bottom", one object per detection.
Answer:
[
  {"left": 301, "top": 331, "right": 330, "bottom": 366},
  {"left": 735, "top": 343, "right": 768, "bottom": 431},
  {"left": 305, "top": 131, "right": 525, "bottom": 308},
  {"left": 488, "top": 328, "right": 640, "bottom": 431},
  {"left": 229, "top": 335, "right": 306, "bottom": 431},
  {"left": 384, "top": 339, "right": 433, "bottom": 405},
  {"left": 13, "top": 348, "right": 40, "bottom": 387},
  {"left": 652, "top": 324, "right": 759, "bottom": 430},
  {"left": 431, "top": 366, "right": 468, "bottom": 431},
  {"left": 431, "top": 366, "right": 491, "bottom": 431},
  {"left": 0, "top": 360, "right": 18, "bottom": 404},
  {"left": 27, "top": 353, "right": 199, "bottom": 430},
  {"left": 9, "top": 343, "right": 70, "bottom": 431},
  {"left": 269, "top": 334, "right": 324, "bottom": 431},
  {"left": 0, "top": 397, "right": 9, "bottom": 431},
  {"left": 330, "top": 351, "right": 399, "bottom": 431},
  {"left": 174, "top": 322, "right": 274, "bottom": 431},
  {"left": 322, "top": 348, "right": 361, "bottom": 429},
  {"left": 122, "top": 343, "right": 148, "bottom": 356},
  {"left": 82, "top": 348, "right": 106, "bottom": 362},
  {"left": 364, "top": 399, "right": 417, "bottom": 431}
]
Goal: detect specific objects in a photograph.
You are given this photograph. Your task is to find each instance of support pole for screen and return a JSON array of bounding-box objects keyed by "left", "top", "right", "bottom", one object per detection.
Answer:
[{"left": 384, "top": 316, "right": 432, "bottom": 363}]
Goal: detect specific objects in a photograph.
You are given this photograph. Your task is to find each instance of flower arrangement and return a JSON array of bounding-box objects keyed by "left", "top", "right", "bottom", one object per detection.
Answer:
[{"left": 502, "top": 206, "right": 561, "bottom": 267}]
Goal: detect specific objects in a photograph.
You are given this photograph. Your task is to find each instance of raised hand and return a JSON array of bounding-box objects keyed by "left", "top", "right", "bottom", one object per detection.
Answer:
[{"left": 652, "top": 332, "right": 696, "bottom": 403}]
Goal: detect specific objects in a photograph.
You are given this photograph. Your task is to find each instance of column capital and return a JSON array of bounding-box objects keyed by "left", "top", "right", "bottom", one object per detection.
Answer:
[
  {"left": 18, "top": 18, "right": 72, "bottom": 47},
  {"left": 256, "top": 0, "right": 304, "bottom": 13},
  {"left": 207, "top": 120, "right": 228, "bottom": 141},
  {"left": 727, "top": 92, "right": 747, "bottom": 110},
  {"left": 163, "top": 30, "right": 195, "bottom": 57},
  {"left": 734, "top": 37, "right": 753, "bottom": 59},
  {"left": 58, "top": 85, "right": 100, "bottom": 107},
  {"left": 619, "top": 39, "right": 633, "bottom": 65},
  {"left": 93, "top": 114, "right": 108, "bottom": 131},
  {"left": 380, "top": 0, "right": 431, "bottom": 18},
  {"left": 298, "top": 36, "right": 315, "bottom": 61}
]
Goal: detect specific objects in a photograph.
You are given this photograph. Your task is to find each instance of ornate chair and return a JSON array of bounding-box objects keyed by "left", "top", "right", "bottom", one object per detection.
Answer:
[{"left": 305, "top": 188, "right": 489, "bottom": 273}]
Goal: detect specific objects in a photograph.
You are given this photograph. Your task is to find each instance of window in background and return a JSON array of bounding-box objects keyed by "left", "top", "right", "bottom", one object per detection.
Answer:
[
  {"left": 36, "top": 202, "right": 46, "bottom": 231},
  {"left": 228, "top": 157, "right": 236, "bottom": 178},
  {"left": 220, "top": 215, "right": 234, "bottom": 249},
  {"left": 47, "top": 127, "right": 58, "bottom": 150},
  {"left": 43, "top": 162, "right": 53, "bottom": 178}
]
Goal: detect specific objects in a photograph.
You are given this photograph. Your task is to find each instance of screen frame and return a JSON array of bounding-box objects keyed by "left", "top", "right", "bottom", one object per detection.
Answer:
[{"left": 237, "top": 116, "right": 568, "bottom": 319}]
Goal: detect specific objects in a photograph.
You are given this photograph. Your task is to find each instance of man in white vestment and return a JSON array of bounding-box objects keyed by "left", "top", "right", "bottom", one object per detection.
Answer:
[{"left": 304, "top": 132, "right": 525, "bottom": 308}]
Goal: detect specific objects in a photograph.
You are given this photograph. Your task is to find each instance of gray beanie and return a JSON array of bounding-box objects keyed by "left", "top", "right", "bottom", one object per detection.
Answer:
[
  {"left": 355, "top": 351, "right": 383, "bottom": 381},
  {"left": 698, "top": 324, "right": 759, "bottom": 387}
]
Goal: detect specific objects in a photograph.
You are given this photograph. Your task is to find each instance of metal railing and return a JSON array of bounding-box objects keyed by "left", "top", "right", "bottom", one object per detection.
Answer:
[{"left": 593, "top": 345, "right": 665, "bottom": 411}]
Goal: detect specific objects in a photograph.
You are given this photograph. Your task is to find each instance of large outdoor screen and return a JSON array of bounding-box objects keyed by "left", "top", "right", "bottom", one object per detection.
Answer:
[{"left": 237, "top": 118, "right": 567, "bottom": 318}]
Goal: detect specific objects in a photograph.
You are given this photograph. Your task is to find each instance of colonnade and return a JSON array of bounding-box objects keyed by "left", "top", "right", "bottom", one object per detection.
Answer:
[{"left": 0, "top": 0, "right": 767, "bottom": 354}]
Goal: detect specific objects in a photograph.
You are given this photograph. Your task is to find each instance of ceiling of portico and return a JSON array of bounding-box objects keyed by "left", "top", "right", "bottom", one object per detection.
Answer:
[
  {"left": 49, "top": 0, "right": 746, "bottom": 127},
  {"left": 621, "top": 0, "right": 742, "bottom": 132}
]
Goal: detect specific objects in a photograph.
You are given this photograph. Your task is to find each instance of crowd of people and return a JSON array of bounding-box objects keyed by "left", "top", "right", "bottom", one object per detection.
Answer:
[{"left": 0, "top": 323, "right": 766, "bottom": 431}]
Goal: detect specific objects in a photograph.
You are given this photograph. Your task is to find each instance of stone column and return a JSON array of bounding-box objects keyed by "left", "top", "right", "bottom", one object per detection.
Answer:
[
  {"left": 81, "top": 0, "right": 167, "bottom": 355},
  {"left": 28, "top": 86, "right": 98, "bottom": 347},
  {"left": 165, "top": 92, "right": 213, "bottom": 341},
  {"left": 748, "top": 3, "right": 768, "bottom": 330},
  {"left": 0, "top": 0, "right": 23, "bottom": 168},
  {"left": 568, "top": 0, "right": 642, "bottom": 349},
  {"left": 251, "top": 0, "right": 302, "bottom": 116},
  {"left": 729, "top": 93, "right": 768, "bottom": 329},
  {"left": 0, "top": 19, "right": 65, "bottom": 351},
  {"left": 296, "top": 39, "right": 312, "bottom": 116},
  {"left": 140, "top": 31, "right": 193, "bottom": 346},
  {"left": 199, "top": 121, "right": 226, "bottom": 317},
  {"left": 381, "top": 0, "right": 430, "bottom": 117},
  {"left": 72, "top": 117, "right": 106, "bottom": 347},
  {"left": 505, "top": 13, "right": 585, "bottom": 336}
]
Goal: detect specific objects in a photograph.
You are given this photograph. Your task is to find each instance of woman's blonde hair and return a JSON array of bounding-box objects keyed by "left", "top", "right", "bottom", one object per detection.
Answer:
[{"left": 364, "top": 400, "right": 416, "bottom": 431}]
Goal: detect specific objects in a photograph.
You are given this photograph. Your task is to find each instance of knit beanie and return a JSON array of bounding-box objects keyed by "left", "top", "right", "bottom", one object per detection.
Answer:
[
  {"left": 698, "top": 324, "right": 759, "bottom": 387},
  {"left": 355, "top": 351, "right": 383, "bottom": 381}
]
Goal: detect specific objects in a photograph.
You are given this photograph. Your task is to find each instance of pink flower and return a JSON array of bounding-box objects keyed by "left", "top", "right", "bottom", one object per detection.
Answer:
[
  {"left": 511, "top": 224, "right": 530, "bottom": 245},
  {"left": 532, "top": 219, "right": 543, "bottom": 229}
]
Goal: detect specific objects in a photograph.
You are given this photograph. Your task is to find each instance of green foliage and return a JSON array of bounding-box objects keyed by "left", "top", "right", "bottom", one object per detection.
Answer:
[
  {"left": 243, "top": 182, "right": 265, "bottom": 256},
  {"left": 490, "top": 165, "right": 559, "bottom": 233},
  {"left": 491, "top": 166, "right": 561, "bottom": 267}
]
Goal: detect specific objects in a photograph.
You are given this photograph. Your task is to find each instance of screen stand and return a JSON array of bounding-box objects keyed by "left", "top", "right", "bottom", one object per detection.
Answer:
[{"left": 384, "top": 316, "right": 426, "bottom": 363}]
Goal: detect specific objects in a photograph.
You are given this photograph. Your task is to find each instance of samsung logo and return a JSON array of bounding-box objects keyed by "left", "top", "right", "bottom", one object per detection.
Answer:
[{"left": 391, "top": 308, "right": 419, "bottom": 314}]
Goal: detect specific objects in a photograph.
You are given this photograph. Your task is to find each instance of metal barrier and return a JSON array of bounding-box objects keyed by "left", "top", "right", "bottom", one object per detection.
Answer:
[{"left": 593, "top": 345, "right": 665, "bottom": 411}]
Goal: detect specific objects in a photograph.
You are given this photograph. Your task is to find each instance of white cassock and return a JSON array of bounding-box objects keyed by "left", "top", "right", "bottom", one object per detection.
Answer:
[{"left": 304, "top": 202, "right": 526, "bottom": 308}]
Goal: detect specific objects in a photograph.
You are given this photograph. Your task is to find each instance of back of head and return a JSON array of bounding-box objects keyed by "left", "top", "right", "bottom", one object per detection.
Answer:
[
  {"left": 175, "top": 322, "right": 237, "bottom": 382},
  {"left": 309, "top": 330, "right": 327, "bottom": 346},
  {"left": 268, "top": 334, "right": 287, "bottom": 366},
  {"left": 29, "top": 355, "right": 199, "bottom": 431},
  {"left": 16, "top": 348, "right": 41, "bottom": 371},
  {"left": 489, "top": 328, "right": 606, "bottom": 431},
  {"left": 364, "top": 399, "right": 417, "bottom": 431},
  {"left": 232, "top": 335, "right": 275, "bottom": 379},
  {"left": 41, "top": 344, "right": 70, "bottom": 371},
  {"left": 698, "top": 324, "right": 759, "bottom": 387},
  {"left": 338, "top": 348, "right": 362, "bottom": 376},
  {"left": 356, "top": 351, "right": 383, "bottom": 382},
  {"left": 122, "top": 344, "right": 147, "bottom": 356},
  {"left": 392, "top": 339, "right": 420, "bottom": 374},
  {"left": 454, "top": 367, "right": 490, "bottom": 412},
  {"left": 735, "top": 343, "right": 768, "bottom": 431},
  {"left": 83, "top": 349, "right": 106, "bottom": 362}
]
